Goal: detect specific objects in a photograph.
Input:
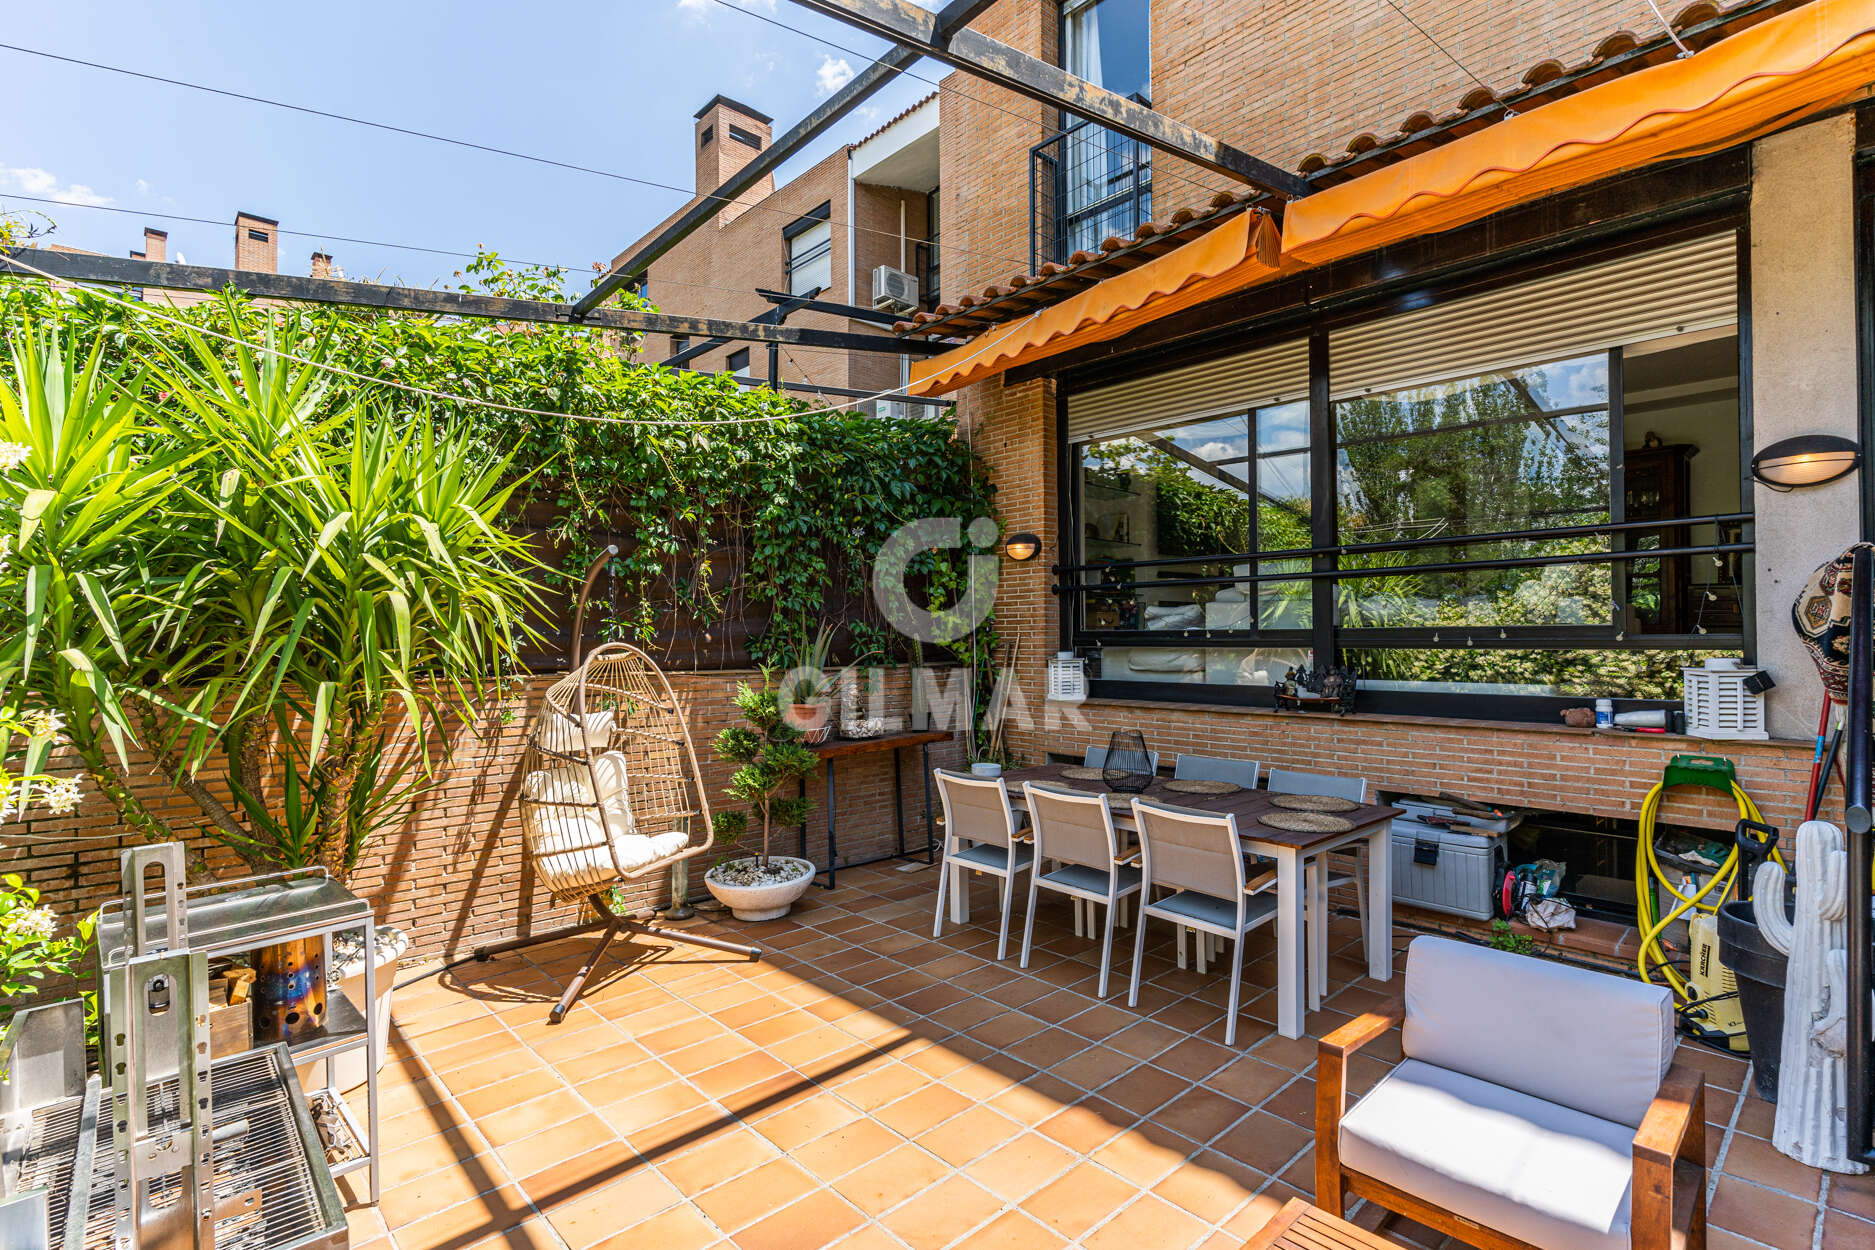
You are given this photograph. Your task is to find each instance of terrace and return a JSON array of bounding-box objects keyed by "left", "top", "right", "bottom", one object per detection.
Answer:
[{"left": 339, "top": 866, "right": 1861, "bottom": 1250}]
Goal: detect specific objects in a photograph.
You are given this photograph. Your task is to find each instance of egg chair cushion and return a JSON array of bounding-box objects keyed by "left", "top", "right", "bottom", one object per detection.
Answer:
[
  {"left": 522, "top": 752, "right": 687, "bottom": 893},
  {"left": 535, "top": 708, "right": 616, "bottom": 757}
]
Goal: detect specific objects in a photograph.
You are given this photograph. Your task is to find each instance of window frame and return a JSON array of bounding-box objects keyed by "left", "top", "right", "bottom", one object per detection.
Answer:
[
  {"left": 1057, "top": 224, "right": 1756, "bottom": 723},
  {"left": 783, "top": 202, "right": 834, "bottom": 298}
]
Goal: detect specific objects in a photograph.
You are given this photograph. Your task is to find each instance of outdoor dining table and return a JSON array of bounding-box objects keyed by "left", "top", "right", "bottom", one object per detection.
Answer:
[{"left": 994, "top": 763, "right": 1401, "bottom": 1041}]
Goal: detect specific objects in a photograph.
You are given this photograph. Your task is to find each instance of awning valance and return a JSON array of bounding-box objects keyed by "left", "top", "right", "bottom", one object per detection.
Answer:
[
  {"left": 1282, "top": 0, "right": 1875, "bottom": 262},
  {"left": 909, "top": 0, "right": 1875, "bottom": 399},
  {"left": 908, "top": 210, "right": 1281, "bottom": 395}
]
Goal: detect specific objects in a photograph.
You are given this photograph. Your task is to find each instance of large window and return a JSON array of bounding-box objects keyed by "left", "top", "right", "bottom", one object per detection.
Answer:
[
  {"left": 1051, "top": 0, "right": 1152, "bottom": 260},
  {"left": 1063, "top": 237, "right": 1751, "bottom": 716},
  {"left": 785, "top": 204, "right": 833, "bottom": 297}
]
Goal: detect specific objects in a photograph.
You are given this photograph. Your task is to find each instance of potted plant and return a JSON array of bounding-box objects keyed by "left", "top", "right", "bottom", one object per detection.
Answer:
[
  {"left": 705, "top": 680, "right": 820, "bottom": 920},
  {"left": 779, "top": 622, "right": 841, "bottom": 743}
]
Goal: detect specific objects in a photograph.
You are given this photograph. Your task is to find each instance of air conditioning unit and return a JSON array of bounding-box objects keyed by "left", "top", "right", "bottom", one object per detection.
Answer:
[
  {"left": 872, "top": 265, "right": 920, "bottom": 314},
  {"left": 873, "top": 398, "right": 910, "bottom": 420}
]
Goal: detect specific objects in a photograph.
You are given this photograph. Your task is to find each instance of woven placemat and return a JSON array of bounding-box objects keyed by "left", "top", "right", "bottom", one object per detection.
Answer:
[
  {"left": 1258, "top": 810, "right": 1356, "bottom": 833},
  {"left": 1270, "top": 793, "right": 1359, "bottom": 813},
  {"left": 1164, "top": 778, "right": 1243, "bottom": 795},
  {"left": 1059, "top": 766, "right": 1106, "bottom": 780}
]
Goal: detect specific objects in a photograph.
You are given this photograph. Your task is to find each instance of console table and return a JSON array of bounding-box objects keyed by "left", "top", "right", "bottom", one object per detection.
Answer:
[{"left": 795, "top": 728, "right": 952, "bottom": 889}]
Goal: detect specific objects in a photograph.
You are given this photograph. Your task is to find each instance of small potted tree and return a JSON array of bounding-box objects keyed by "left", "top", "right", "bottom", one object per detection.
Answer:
[{"left": 705, "top": 681, "right": 819, "bottom": 920}]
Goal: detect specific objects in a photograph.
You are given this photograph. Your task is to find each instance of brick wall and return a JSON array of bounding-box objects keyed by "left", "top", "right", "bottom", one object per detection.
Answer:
[
  {"left": 232, "top": 212, "right": 278, "bottom": 273},
  {"left": 4, "top": 668, "right": 964, "bottom": 963}
]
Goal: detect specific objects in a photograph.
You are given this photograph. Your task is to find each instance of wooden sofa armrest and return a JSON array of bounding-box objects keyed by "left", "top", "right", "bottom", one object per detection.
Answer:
[
  {"left": 1314, "top": 1005, "right": 1404, "bottom": 1216},
  {"left": 1631, "top": 1063, "right": 1706, "bottom": 1250}
]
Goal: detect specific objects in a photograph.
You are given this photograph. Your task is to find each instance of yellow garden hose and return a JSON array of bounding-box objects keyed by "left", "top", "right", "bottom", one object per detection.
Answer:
[{"left": 1633, "top": 755, "right": 1778, "bottom": 1000}]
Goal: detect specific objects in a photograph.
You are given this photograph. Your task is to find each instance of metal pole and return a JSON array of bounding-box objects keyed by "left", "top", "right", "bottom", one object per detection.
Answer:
[
  {"left": 1845, "top": 544, "right": 1873, "bottom": 1164},
  {"left": 568, "top": 544, "right": 619, "bottom": 668}
]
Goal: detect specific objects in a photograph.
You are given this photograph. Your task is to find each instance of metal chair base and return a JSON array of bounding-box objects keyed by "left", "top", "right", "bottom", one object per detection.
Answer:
[{"left": 473, "top": 892, "right": 762, "bottom": 1024}]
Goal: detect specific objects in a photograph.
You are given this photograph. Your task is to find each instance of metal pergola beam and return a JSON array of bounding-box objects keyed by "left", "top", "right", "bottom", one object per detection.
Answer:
[
  {"left": 0, "top": 249, "right": 951, "bottom": 355},
  {"left": 784, "top": 0, "right": 1311, "bottom": 200},
  {"left": 575, "top": 2, "right": 1001, "bottom": 320},
  {"left": 665, "top": 293, "right": 812, "bottom": 368},
  {"left": 731, "top": 375, "right": 949, "bottom": 406}
]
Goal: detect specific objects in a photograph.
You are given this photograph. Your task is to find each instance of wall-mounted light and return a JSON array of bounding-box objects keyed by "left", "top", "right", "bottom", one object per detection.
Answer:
[
  {"left": 1002, "top": 531, "right": 1041, "bottom": 562},
  {"left": 1751, "top": 434, "right": 1861, "bottom": 490}
]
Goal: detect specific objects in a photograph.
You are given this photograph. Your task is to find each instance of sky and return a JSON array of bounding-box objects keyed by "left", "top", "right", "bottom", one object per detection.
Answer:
[{"left": 0, "top": 0, "right": 940, "bottom": 306}]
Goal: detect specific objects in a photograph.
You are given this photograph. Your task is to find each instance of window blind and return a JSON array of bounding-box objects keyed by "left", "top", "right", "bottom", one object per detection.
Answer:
[
  {"left": 1329, "top": 232, "right": 1737, "bottom": 399},
  {"left": 1065, "top": 336, "right": 1309, "bottom": 444}
]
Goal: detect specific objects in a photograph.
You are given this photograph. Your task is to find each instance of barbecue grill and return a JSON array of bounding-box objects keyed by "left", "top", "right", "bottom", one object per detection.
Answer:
[{"left": 0, "top": 844, "right": 351, "bottom": 1250}]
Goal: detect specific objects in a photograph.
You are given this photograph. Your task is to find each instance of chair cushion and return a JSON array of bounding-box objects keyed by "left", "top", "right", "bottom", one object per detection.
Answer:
[
  {"left": 536, "top": 708, "right": 615, "bottom": 756},
  {"left": 1402, "top": 936, "right": 1673, "bottom": 1127},
  {"left": 527, "top": 815, "right": 689, "bottom": 895},
  {"left": 1145, "top": 888, "right": 1276, "bottom": 933},
  {"left": 1039, "top": 863, "right": 1141, "bottom": 897},
  {"left": 1340, "top": 1059, "right": 1636, "bottom": 1250},
  {"left": 953, "top": 842, "right": 1035, "bottom": 872}
]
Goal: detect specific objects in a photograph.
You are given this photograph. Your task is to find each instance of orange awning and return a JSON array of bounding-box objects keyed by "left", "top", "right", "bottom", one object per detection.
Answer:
[
  {"left": 909, "top": 210, "right": 1281, "bottom": 395},
  {"left": 1283, "top": 0, "right": 1875, "bottom": 263}
]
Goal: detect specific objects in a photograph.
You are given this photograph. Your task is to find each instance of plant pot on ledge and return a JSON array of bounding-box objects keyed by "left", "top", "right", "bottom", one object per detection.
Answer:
[{"left": 704, "top": 856, "right": 816, "bottom": 921}]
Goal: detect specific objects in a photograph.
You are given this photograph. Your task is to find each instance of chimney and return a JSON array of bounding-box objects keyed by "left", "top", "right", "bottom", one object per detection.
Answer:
[
  {"left": 142, "top": 228, "right": 167, "bottom": 263},
  {"left": 310, "top": 251, "right": 334, "bottom": 280},
  {"left": 233, "top": 211, "right": 278, "bottom": 273},
  {"left": 693, "top": 94, "right": 773, "bottom": 224}
]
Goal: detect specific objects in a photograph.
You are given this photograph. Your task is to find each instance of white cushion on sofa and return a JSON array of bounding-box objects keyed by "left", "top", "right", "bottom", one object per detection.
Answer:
[
  {"left": 522, "top": 752, "right": 684, "bottom": 893},
  {"left": 1402, "top": 936, "right": 1673, "bottom": 1127},
  {"left": 1340, "top": 1059, "right": 1636, "bottom": 1250}
]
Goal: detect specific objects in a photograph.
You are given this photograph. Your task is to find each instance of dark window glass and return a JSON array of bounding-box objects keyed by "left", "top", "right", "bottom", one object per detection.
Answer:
[
  {"left": 728, "top": 124, "right": 762, "bottom": 149},
  {"left": 726, "top": 347, "right": 750, "bottom": 376}
]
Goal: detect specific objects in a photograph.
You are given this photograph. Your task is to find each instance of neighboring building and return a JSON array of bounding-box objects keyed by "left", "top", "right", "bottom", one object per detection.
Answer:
[
  {"left": 615, "top": 93, "right": 940, "bottom": 407},
  {"left": 894, "top": 0, "right": 1873, "bottom": 884},
  {"left": 19, "top": 208, "right": 334, "bottom": 309}
]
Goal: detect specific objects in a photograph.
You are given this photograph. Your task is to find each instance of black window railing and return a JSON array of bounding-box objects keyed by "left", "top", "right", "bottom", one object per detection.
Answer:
[{"left": 1030, "top": 110, "right": 1152, "bottom": 273}]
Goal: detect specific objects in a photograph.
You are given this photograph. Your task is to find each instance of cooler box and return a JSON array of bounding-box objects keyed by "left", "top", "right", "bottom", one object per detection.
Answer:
[{"left": 1390, "top": 816, "right": 1505, "bottom": 920}]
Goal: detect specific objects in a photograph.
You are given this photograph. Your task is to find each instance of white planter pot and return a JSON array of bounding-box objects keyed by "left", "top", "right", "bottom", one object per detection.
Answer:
[
  {"left": 704, "top": 857, "right": 816, "bottom": 921},
  {"left": 296, "top": 925, "right": 406, "bottom": 1095},
  {"left": 969, "top": 762, "right": 1003, "bottom": 778}
]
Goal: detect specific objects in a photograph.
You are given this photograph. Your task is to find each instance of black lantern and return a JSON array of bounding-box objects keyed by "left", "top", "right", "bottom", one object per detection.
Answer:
[
  {"left": 1101, "top": 729, "right": 1155, "bottom": 793},
  {"left": 1751, "top": 434, "right": 1860, "bottom": 489},
  {"left": 1003, "top": 531, "right": 1041, "bottom": 561}
]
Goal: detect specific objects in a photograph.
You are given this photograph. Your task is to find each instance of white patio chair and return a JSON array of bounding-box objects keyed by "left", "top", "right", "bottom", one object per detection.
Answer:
[
  {"left": 1173, "top": 753, "right": 1261, "bottom": 789},
  {"left": 1020, "top": 782, "right": 1144, "bottom": 997},
  {"left": 1269, "top": 767, "right": 1370, "bottom": 1005},
  {"left": 1127, "top": 795, "right": 1279, "bottom": 1045},
  {"left": 475, "top": 642, "right": 761, "bottom": 1023},
  {"left": 932, "top": 768, "right": 1034, "bottom": 961}
]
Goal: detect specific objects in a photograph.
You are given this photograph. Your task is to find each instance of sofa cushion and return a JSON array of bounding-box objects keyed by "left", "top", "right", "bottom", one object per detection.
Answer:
[
  {"left": 1340, "top": 1059, "right": 1636, "bottom": 1250},
  {"left": 1401, "top": 935, "right": 1673, "bottom": 1127}
]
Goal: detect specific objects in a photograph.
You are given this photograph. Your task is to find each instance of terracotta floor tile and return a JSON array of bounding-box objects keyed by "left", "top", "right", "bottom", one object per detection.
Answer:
[
  {"left": 378, "top": 1135, "right": 496, "bottom": 1192},
  {"left": 792, "top": 1117, "right": 907, "bottom": 1180},
  {"left": 1024, "top": 1161, "right": 1141, "bottom": 1239},
  {"left": 1081, "top": 1193, "right": 1207, "bottom": 1250},
  {"left": 955, "top": 1209, "right": 1067, "bottom": 1250},
  {"left": 496, "top": 1113, "right": 623, "bottom": 1178},
  {"left": 393, "top": 1184, "right": 537, "bottom": 1250},
  {"left": 878, "top": 1173, "right": 1005, "bottom": 1250},
  {"left": 583, "top": 1202, "right": 721, "bottom": 1250},
  {"left": 1721, "top": 1132, "right": 1823, "bottom": 1200},
  {"left": 476, "top": 1090, "right": 590, "bottom": 1147},
  {"left": 1153, "top": 1149, "right": 1265, "bottom": 1224},
  {"left": 832, "top": 1143, "right": 952, "bottom": 1215},
  {"left": 542, "top": 1169, "right": 683, "bottom": 1250},
  {"left": 656, "top": 1124, "right": 782, "bottom": 1195},
  {"left": 513, "top": 1138, "right": 638, "bottom": 1212},
  {"left": 599, "top": 1081, "right": 711, "bottom": 1137},
  {"left": 1205, "top": 1055, "right": 1292, "bottom": 1105},
  {"left": 1156, "top": 1087, "right": 1252, "bottom": 1143},
  {"left": 1096, "top": 1065, "right": 1190, "bottom": 1118},
  {"left": 1831, "top": 1167, "right": 1875, "bottom": 1222},
  {"left": 1047, "top": 1042, "right": 1137, "bottom": 1091},
  {"left": 690, "top": 1052, "right": 791, "bottom": 1101},
  {"left": 1036, "top": 1096, "right": 1131, "bottom": 1154},
  {"left": 1822, "top": 1209, "right": 1875, "bottom": 1250},
  {"left": 962, "top": 1130, "right": 1078, "bottom": 1203},
  {"left": 874, "top": 1084, "right": 975, "bottom": 1137},
  {"left": 732, "top": 1187, "right": 866, "bottom": 1250},
  {"left": 1211, "top": 1111, "right": 1311, "bottom": 1176},
  {"left": 1709, "top": 1176, "right": 1819, "bottom": 1250},
  {"left": 1091, "top": 1121, "right": 1198, "bottom": 1188},
  {"left": 435, "top": 1046, "right": 548, "bottom": 1093},
  {"left": 749, "top": 1092, "right": 864, "bottom": 1152},
  {"left": 454, "top": 1070, "right": 568, "bottom": 1122},
  {"left": 692, "top": 1156, "right": 817, "bottom": 1232},
  {"left": 903, "top": 1097, "right": 1004, "bottom": 1160}
]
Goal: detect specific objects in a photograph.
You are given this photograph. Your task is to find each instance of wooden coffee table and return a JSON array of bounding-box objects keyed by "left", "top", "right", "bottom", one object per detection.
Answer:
[{"left": 1244, "top": 1198, "right": 1400, "bottom": 1250}]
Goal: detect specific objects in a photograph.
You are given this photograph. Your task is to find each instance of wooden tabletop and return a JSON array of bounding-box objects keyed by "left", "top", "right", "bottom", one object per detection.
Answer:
[
  {"left": 808, "top": 728, "right": 952, "bottom": 760},
  {"left": 1243, "top": 1198, "right": 1399, "bottom": 1250},
  {"left": 1001, "top": 764, "right": 1400, "bottom": 852}
]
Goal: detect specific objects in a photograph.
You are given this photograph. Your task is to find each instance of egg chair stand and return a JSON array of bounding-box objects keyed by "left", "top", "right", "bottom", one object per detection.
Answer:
[{"left": 474, "top": 641, "right": 760, "bottom": 1023}]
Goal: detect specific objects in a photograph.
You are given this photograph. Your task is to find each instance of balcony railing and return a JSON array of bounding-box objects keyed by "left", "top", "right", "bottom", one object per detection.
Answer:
[{"left": 1030, "top": 111, "right": 1152, "bottom": 273}]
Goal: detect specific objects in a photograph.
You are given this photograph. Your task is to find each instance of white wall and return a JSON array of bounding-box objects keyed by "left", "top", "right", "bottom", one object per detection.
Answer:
[{"left": 1750, "top": 113, "right": 1864, "bottom": 739}]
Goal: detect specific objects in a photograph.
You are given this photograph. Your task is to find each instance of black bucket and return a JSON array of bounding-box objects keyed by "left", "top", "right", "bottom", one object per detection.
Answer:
[{"left": 1717, "top": 898, "right": 1787, "bottom": 1102}]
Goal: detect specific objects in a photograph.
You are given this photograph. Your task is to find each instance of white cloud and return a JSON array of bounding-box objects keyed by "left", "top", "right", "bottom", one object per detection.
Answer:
[
  {"left": 0, "top": 164, "right": 113, "bottom": 207},
  {"left": 815, "top": 55, "right": 855, "bottom": 96}
]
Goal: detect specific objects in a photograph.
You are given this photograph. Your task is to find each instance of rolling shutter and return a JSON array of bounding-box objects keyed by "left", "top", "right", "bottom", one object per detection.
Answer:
[
  {"left": 1065, "top": 336, "right": 1309, "bottom": 444},
  {"left": 1329, "top": 231, "right": 1737, "bottom": 399}
]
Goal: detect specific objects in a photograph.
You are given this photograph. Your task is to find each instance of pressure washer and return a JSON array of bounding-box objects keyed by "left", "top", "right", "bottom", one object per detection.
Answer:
[{"left": 1633, "top": 753, "right": 1781, "bottom": 1050}]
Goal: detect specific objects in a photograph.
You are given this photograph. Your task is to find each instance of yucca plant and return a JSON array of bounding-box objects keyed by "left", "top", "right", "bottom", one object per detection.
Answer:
[
  {"left": 147, "top": 307, "right": 547, "bottom": 878},
  {"left": 0, "top": 322, "right": 233, "bottom": 843}
]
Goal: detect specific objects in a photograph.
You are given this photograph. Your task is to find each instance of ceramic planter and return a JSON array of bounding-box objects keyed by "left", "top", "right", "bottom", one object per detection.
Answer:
[{"left": 704, "top": 856, "right": 816, "bottom": 921}]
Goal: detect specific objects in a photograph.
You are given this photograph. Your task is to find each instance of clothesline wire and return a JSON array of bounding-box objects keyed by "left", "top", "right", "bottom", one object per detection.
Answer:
[{"left": 1, "top": 249, "right": 1001, "bottom": 427}]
